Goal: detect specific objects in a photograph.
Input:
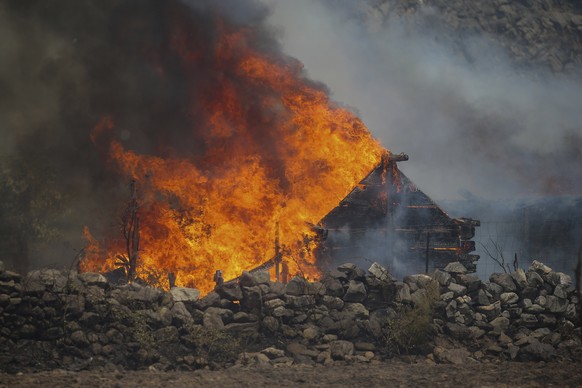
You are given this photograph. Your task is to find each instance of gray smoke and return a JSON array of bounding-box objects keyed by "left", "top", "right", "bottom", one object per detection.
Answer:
[
  {"left": 262, "top": 0, "right": 582, "bottom": 200},
  {"left": 262, "top": 0, "right": 582, "bottom": 277}
]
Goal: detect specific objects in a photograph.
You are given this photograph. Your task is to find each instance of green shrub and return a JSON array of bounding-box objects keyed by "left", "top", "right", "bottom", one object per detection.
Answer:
[
  {"left": 383, "top": 280, "right": 440, "bottom": 354},
  {"left": 182, "top": 324, "right": 242, "bottom": 365}
]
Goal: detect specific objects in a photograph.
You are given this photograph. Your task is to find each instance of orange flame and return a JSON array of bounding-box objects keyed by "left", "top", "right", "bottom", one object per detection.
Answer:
[{"left": 81, "top": 16, "right": 386, "bottom": 294}]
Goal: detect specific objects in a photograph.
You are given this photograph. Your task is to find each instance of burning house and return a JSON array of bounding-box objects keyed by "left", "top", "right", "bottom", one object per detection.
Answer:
[
  {"left": 318, "top": 153, "right": 480, "bottom": 277},
  {"left": 0, "top": 0, "right": 480, "bottom": 293}
]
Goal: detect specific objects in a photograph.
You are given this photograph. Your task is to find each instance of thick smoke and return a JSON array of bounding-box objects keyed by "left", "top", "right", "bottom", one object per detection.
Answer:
[
  {"left": 0, "top": 0, "right": 304, "bottom": 270},
  {"left": 262, "top": 0, "right": 582, "bottom": 277},
  {"left": 262, "top": 0, "right": 582, "bottom": 200}
]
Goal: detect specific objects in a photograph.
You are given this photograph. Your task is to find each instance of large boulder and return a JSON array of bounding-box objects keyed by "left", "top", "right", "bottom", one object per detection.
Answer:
[
  {"left": 286, "top": 276, "right": 308, "bottom": 296},
  {"left": 216, "top": 282, "right": 243, "bottom": 301},
  {"left": 443, "top": 262, "right": 468, "bottom": 274},
  {"left": 489, "top": 273, "right": 517, "bottom": 292},
  {"left": 368, "top": 262, "right": 394, "bottom": 282},
  {"left": 343, "top": 280, "right": 367, "bottom": 303},
  {"left": 169, "top": 287, "right": 200, "bottom": 304}
]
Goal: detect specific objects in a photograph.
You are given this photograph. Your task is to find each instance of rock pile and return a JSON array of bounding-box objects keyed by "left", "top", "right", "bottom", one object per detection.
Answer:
[{"left": 0, "top": 259, "right": 579, "bottom": 372}]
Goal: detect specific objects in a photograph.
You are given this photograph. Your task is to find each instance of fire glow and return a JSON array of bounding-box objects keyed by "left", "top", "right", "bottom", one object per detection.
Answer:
[{"left": 81, "top": 3, "right": 385, "bottom": 294}]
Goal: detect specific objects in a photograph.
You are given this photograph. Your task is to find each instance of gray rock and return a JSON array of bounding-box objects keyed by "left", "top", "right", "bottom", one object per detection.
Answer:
[
  {"left": 205, "top": 307, "right": 233, "bottom": 324},
  {"left": 433, "top": 269, "right": 452, "bottom": 286},
  {"left": 487, "top": 282, "right": 504, "bottom": 298},
  {"left": 191, "top": 291, "right": 218, "bottom": 311},
  {"left": 262, "top": 316, "right": 279, "bottom": 332},
  {"left": 511, "top": 268, "right": 528, "bottom": 289},
  {"left": 405, "top": 274, "right": 433, "bottom": 289},
  {"left": 521, "top": 339, "right": 556, "bottom": 361},
  {"left": 303, "top": 327, "right": 319, "bottom": 340},
  {"left": 526, "top": 271, "right": 544, "bottom": 288},
  {"left": 261, "top": 347, "right": 286, "bottom": 359},
  {"left": 489, "top": 273, "right": 517, "bottom": 292},
  {"left": 264, "top": 298, "right": 286, "bottom": 309},
  {"left": 272, "top": 306, "right": 294, "bottom": 318},
  {"left": 500, "top": 292, "right": 519, "bottom": 305},
  {"left": 321, "top": 275, "right": 344, "bottom": 298},
  {"left": 443, "top": 262, "right": 468, "bottom": 274},
  {"left": 337, "top": 263, "right": 366, "bottom": 280},
  {"left": 535, "top": 295, "right": 547, "bottom": 307},
  {"left": 474, "top": 289, "right": 491, "bottom": 306},
  {"left": 78, "top": 272, "right": 109, "bottom": 288},
  {"left": 70, "top": 330, "right": 90, "bottom": 347},
  {"left": 239, "top": 271, "right": 257, "bottom": 287},
  {"left": 529, "top": 260, "right": 552, "bottom": 275},
  {"left": 285, "top": 295, "right": 316, "bottom": 309},
  {"left": 286, "top": 342, "right": 307, "bottom": 356},
  {"left": 566, "top": 303, "right": 577, "bottom": 320},
  {"left": 519, "top": 313, "right": 539, "bottom": 327},
  {"left": 396, "top": 282, "right": 411, "bottom": 302},
  {"left": 117, "top": 284, "right": 162, "bottom": 304},
  {"left": 79, "top": 312, "right": 101, "bottom": 328},
  {"left": 203, "top": 310, "right": 224, "bottom": 329},
  {"left": 106, "top": 328, "right": 124, "bottom": 344},
  {"left": 454, "top": 274, "right": 481, "bottom": 292},
  {"left": 253, "top": 271, "right": 271, "bottom": 285},
  {"left": 322, "top": 295, "right": 344, "bottom": 310},
  {"left": 445, "top": 322, "right": 471, "bottom": 340},
  {"left": 170, "top": 301, "right": 192, "bottom": 322},
  {"left": 554, "top": 284, "right": 570, "bottom": 299},
  {"left": 169, "top": 287, "right": 200, "bottom": 304},
  {"left": 23, "top": 269, "right": 67, "bottom": 293},
  {"left": 330, "top": 340, "right": 354, "bottom": 360},
  {"left": 342, "top": 302, "right": 369, "bottom": 319},
  {"left": 368, "top": 262, "right": 394, "bottom": 282},
  {"left": 19, "top": 324, "right": 37, "bottom": 338},
  {"left": 490, "top": 316, "right": 510, "bottom": 334},
  {"left": 269, "top": 282, "right": 286, "bottom": 296},
  {"left": 440, "top": 291, "right": 454, "bottom": 301},
  {"left": 448, "top": 282, "right": 467, "bottom": 297},
  {"left": 64, "top": 294, "right": 86, "bottom": 317},
  {"left": 216, "top": 282, "right": 243, "bottom": 301},
  {"left": 233, "top": 311, "right": 251, "bottom": 323},
  {"left": 545, "top": 295, "right": 568, "bottom": 313},
  {"left": 305, "top": 281, "right": 326, "bottom": 296},
  {"left": 343, "top": 280, "right": 367, "bottom": 303},
  {"left": 546, "top": 271, "right": 572, "bottom": 287},
  {"left": 433, "top": 346, "right": 471, "bottom": 364},
  {"left": 521, "top": 286, "right": 539, "bottom": 300},
  {"left": 242, "top": 286, "right": 264, "bottom": 314},
  {"left": 286, "top": 276, "right": 308, "bottom": 296}
]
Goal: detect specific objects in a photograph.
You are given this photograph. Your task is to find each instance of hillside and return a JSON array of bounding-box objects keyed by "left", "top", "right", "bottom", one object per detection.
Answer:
[{"left": 327, "top": 0, "right": 582, "bottom": 74}]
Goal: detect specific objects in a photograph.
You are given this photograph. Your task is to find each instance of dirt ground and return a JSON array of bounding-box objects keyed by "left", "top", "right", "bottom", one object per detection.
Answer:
[{"left": 1, "top": 360, "right": 581, "bottom": 387}]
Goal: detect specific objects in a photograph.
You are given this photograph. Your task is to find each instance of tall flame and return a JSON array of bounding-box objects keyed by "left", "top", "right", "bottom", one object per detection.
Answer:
[{"left": 81, "top": 6, "right": 385, "bottom": 294}]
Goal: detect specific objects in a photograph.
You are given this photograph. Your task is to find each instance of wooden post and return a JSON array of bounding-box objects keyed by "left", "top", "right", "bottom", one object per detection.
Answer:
[
  {"left": 425, "top": 232, "right": 430, "bottom": 273},
  {"left": 281, "top": 261, "right": 289, "bottom": 284},
  {"left": 168, "top": 272, "right": 176, "bottom": 289},
  {"left": 274, "top": 222, "right": 281, "bottom": 282},
  {"left": 126, "top": 180, "right": 139, "bottom": 282}
]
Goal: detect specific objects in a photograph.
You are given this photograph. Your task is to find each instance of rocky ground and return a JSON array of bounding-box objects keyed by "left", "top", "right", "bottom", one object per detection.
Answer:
[{"left": 1, "top": 360, "right": 582, "bottom": 387}]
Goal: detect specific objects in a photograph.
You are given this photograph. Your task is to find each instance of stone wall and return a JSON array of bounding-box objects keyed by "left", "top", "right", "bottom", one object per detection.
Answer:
[{"left": 0, "top": 259, "right": 579, "bottom": 372}]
